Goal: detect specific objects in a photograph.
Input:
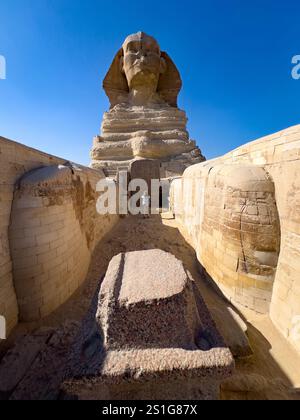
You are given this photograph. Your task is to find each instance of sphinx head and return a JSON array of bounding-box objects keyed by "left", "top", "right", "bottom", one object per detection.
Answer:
[
  {"left": 120, "top": 32, "right": 166, "bottom": 91},
  {"left": 103, "top": 32, "right": 182, "bottom": 108}
]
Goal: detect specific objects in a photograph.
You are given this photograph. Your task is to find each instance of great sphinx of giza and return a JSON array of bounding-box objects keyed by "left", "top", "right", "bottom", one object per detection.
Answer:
[{"left": 90, "top": 32, "right": 205, "bottom": 177}]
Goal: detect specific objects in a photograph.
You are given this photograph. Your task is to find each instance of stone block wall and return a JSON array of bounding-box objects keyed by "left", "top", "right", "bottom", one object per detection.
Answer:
[
  {"left": 171, "top": 164, "right": 280, "bottom": 314},
  {"left": 0, "top": 136, "right": 118, "bottom": 335},
  {"left": 171, "top": 124, "right": 300, "bottom": 354}
]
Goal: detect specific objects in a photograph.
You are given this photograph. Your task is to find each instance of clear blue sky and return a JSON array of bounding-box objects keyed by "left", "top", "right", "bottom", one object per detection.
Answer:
[{"left": 0, "top": 0, "right": 299, "bottom": 165}]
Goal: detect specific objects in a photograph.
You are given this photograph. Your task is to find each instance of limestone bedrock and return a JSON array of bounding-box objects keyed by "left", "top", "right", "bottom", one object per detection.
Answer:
[{"left": 90, "top": 32, "right": 205, "bottom": 177}]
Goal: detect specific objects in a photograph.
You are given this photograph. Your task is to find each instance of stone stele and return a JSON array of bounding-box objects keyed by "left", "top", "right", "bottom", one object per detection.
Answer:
[
  {"left": 90, "top": 32, "right": 205, "bottom": 177},
  {"left": 62, "top": 250, "right": 234, "bottom": 400}
]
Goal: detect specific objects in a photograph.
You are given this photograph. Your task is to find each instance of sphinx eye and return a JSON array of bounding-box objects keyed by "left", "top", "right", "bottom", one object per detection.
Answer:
[{"left": 127, "top": 44, "right": 138, "bottom": 53}]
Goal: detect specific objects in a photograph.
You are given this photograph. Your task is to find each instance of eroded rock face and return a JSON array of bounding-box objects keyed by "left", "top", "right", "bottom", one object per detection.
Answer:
[
  {"left": 171, "top": 164, "right": 281, "bottom": 314},
  {"left": 8, "top": 164, "right": 118, "bottom": 322},
  {"left": 90, "top": 32, "right": 205, "bottom": 177},
  {"left": 98, "top": 250, "right": 202, "bottom": 350},
  {"left": 62, "top": 250, "right": 234, "bottom": 400}
]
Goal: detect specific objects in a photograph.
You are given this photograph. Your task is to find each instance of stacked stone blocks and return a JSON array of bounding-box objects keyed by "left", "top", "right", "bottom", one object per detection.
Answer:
[
  {"left": 171, "top": 124, "right": 300, "bottom": 354},
  {"left": 0, "top": 136, "right": 119, "bottom": 334}
]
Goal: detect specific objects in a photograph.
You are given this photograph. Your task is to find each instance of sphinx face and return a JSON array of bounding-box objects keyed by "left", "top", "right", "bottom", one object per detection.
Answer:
[{"left": 122, "top": 35, "right": 165, "bottom": 90}]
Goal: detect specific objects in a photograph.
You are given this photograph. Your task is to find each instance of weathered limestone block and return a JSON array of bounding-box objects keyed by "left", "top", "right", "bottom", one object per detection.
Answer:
[
  {"left": 62, "top": 250, "right": 234, "bottom": 400},
  {"left": 0, "top": 316, "right": 5, "bottom": 340},
  {"left": 206, "top": 165, "right": 280, "bottom": 313},
  {"left": 210, "top": 307, "right": 253, "bottom": 359},
  {"left": 0, "top": 136, "right": 70, "bottom": 337},
  {"left": 171, "top": 124, "right": 300, "bottom": 355},
  {"left": 9, "top": 164, "right": 118, "bottom": 322},
  {"left": 129, "top": 158, "right": 160, "bottom": 193},
  {"left": 90, "top": 32, "right": 205, "bottom": 177}
]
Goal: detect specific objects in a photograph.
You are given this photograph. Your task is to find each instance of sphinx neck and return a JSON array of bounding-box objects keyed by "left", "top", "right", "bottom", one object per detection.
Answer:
[{"left": 129, "top": 86, "right": 158, "bottom": 106}]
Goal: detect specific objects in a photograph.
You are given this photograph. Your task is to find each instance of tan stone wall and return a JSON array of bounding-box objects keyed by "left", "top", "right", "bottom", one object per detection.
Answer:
[
  {"left": 221, "top": 125, "right": 300, "bottom": 353},
  {"left": 171, "top": 124, "right": 300, "bottom": 353},
  {"left": 0, "top": 136, "right": 118, "bottom": 334}
]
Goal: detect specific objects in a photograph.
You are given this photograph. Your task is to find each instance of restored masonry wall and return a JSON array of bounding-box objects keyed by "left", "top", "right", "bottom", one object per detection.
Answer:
[
  {"left": 171, "top": 165, "right": 281, "bottom": 315},
  {"left": 171, "top": 124, "right": 300, "bottom": 354},
  {"left": 0, "top": 136, "right": 119, "bottom": 335}
]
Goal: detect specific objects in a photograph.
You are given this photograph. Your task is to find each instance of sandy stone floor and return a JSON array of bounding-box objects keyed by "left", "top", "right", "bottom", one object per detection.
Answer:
[{"left": 1, "top": 215, "right": 300, "bottom": 400}]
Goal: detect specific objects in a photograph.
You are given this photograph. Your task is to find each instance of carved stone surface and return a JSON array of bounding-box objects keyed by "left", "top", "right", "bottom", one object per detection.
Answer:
[
  {"left": 90, "top": 32, "right": 205, "bottom": 177},
  {"left": 62, "top": 250, "right": 234, "bottom": 400},
  {"left": 171, "top": 164, "right": 281, "bottom": 314}
]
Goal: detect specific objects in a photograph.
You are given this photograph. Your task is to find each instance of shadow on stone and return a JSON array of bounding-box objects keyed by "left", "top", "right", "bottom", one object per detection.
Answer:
[{"left": 62, "top": 249, "right": 234, "bottom": 400}]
